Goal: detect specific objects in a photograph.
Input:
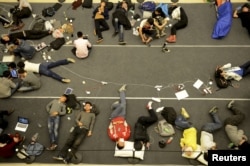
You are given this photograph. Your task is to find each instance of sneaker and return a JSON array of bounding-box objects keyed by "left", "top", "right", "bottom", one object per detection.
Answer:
[
  {"left": 119, "top": 84, "right": 126, "bottom": 92},
  {"left": 67, "top": 58, "right": 75, "bottom": 63},
  {"left": 96, "top": 38, "right": 103, "bottom": 44},
  {"left": 162, "top": 48, "right": 170, "bottom": 53},
  {"left": 47, "top": 144, "right": 57, "bottom": 151},
  {"left": 146, "top": 101, "right": 153, "bottom": 110},
  {"left": 227, "top": 100, "right": 235, "bottom": 109},
  {"left": 8, "top": 108, "right": 15, "bottom": 115},
  {"left": 53, "top": 156, "right": 64, "bottom": 161},
  {"left": 156, "top": 107, "right": 164, "bottom": 112},
  {"left": 62, "top": 78, "right": 71, "bottom": 83},
  {"left": 181, "top": 107, "right": 190, "bottom": 119},
  {"left": 209, "top": 106, "right": 218, "bottom": 114},
  {"left": 118, "top": 41, "right": 126, "bottom": 45}
]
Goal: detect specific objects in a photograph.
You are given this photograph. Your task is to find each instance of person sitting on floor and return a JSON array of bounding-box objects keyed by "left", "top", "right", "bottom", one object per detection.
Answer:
[
  {"left": 138, "top": 18, "right": 156, "bottom": 45},
  {"left": 0, "top": 108, "right": 15, "bottom": 132},
  {"left": 108, "top": 85, "right": 131, "bottom": 150},
  {"left": 111, "top": 0, "right": 131, "bottom": 45},
  {"left": 9, "top": 0, "right": 32, "bottom": 31},
  {"left": 16, "top": 58, "right": 75, "bottom": 83},
  {"left": 133, "top": 101, "right": 158, "bottom": 150},
  {"left": 17, "top": 68, "right": 41, "bottom": 92},
  {"left": 224, "top": 100, "right": 249, "bottom": 150},
  {"left": 12, "top": 38, "right": 36, "bottom": 60},
  {"left": 200, "top": 106, "right": 222, "bottom": 152},
  {"left": 216, "top": 61, "right": 250, "bottom": 81},
  {"left": 93, "top": 0, "right": 110, "bottom": 44},
  {"left": 166, "top": 0, "right": 188, "bottom": 43},
  {"left": 152, "top": 7, "right": 168, "bottom": 38},
  {"left": 0, "top": 30, "right": 52, "bottom": 46},
  {"left": 0, "top": 70, "right": 20, "bottom": 99},
  {"left": 233, "top": 3, "right": 250, "bottom": 36},
  {"left": 46, "top": 95, "right": 68, "bottom": 151},
  {"left": 72, "top": 31, "right": 92, "bottom": 59},
  {"left": 53, "top": 101, "right": 96, "bottom": 164},
  {"left": 0, "top": 133, "right": 24, "bottom": 158}
]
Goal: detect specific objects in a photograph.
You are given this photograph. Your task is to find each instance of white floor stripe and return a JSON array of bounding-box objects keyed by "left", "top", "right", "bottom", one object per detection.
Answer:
[{"left": 11, "top": 96, "right": 250, "bottom": 101}]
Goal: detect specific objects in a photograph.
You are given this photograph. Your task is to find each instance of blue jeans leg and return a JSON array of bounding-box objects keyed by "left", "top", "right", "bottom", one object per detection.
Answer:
[
  {"left": 240, "top": 61, "right": 250, "bottom": 76},
  {"left": 175, "top": 115, "right": 191, "bottom": 130},
  {"left": 48, "top": 116, "right": 60, "bottom": 144},
  {"left": 110, "top": 91, "right": 126, "bottom": 119},
  {"left": 201, "top": 113, "right": 222, "bottom": 133}
]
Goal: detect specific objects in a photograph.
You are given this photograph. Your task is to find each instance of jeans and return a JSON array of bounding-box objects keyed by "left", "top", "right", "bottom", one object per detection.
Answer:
[
  {"left": 110, "top": 91, "right": 126, "bottom": 119},
  {"left": 113, "top": 18, "right": 124, "bottom": 42},
  {"left": 201, "top": 113, "right": 222, "bottom": 133},
  {"left": 59, "top": 126, "right": 88, "bottom": 161},
  {"left": 175, "top": 114, "right": 192, "bottom": 130},
  {"left": 48, "top": 116, "right": 60, "bottom": 144},
  {"left": 0, "top": 110, "right": 9, "bottom": 129},
  {"left": 224, "top": 106, "right": 245, "bottom": 126},
  {"left": 137, "top": 109, "right": 158, "bottom": 128},
  {"left": 39, "top": 59, "right": 70, "bottom": 82},
  {"left": 94, "top": 19, "right": 109, "bottom": 39},
  {"left": 171, "top": 20, "right": 188, "bottom": 35},
  {"left": 240, "top": 61, "right": 250, "bottom": 77}
]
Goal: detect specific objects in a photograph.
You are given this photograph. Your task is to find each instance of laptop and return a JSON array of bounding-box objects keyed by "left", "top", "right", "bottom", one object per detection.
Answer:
[
  {"left": 64, "top": 87, "right": 73, "bottom": 95},
  {"left": 15, "top": 116, "right": 29, "bottom": 132}
]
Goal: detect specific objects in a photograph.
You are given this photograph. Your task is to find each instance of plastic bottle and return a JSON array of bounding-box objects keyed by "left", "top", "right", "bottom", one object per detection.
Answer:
[{"left": 167, "top": 136, "right": 173, "bottom": 144}]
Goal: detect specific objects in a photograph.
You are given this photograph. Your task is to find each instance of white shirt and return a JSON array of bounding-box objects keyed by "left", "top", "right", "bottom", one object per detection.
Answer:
[
  {"left": 24, "top": 61, "right": 40, "bottom": 73},
  {"left": 200, "top": 131, "right": 216, "bottom": 152},
  {"left": 18, "top": 0, "right": 32, "bottom": 11},
  {"left": 74, "top": 38, "right": 91, "bottom": 59}
]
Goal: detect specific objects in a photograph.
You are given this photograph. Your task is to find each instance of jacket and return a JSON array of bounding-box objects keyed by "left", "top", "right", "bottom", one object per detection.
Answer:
[
  {"left": 133, "top": 122, "right": 149, "bottom": 143},
  {"left": 0, "top": 77, "right": 16, "bottom": 98},
  {"left": 220, "top": 63, "right": 242, "bottom": 81},
  {"left": 180, "top": 127, "right": 197, "bottom": 151},
  {"left": 225, "top": 124, "right": 248, "bottom": 146},
  {"left": 112, "top": 8, "right": 131, "bottom": 30}
]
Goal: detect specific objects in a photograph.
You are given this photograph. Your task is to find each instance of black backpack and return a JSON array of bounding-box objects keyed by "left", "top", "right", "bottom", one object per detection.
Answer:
[
  {"left": 160, "top": 107, "right": 177, "bottom": 125},
  {"left": 49, "top": 37, "right": 65, "bottom": 50},
  {"left": 42, "top": 7, "right": 55, "bottom": 17},
  {"left": 32, "top": 19, "right": 45, "bottom": 31},
  {"left": 82, "top": 0, "right": 93, "bottom": 8}
]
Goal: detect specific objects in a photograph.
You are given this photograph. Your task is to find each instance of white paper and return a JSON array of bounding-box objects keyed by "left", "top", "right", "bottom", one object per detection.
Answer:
[
  {"left": 193, "top": 79, "right": 204, "bottom": 89},
  {"left": 175, "top": 90, "right": 189, "bottom": 100}
]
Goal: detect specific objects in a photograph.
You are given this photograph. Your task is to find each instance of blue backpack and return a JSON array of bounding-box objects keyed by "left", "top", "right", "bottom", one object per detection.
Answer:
[{"left": 141, "top": 1, "right": 156, "bottom": 12}]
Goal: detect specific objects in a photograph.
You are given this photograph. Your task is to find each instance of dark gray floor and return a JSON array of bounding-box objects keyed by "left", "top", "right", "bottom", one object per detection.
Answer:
[{"left": 0, "top": 2, "right": 250, "bottom": 165}]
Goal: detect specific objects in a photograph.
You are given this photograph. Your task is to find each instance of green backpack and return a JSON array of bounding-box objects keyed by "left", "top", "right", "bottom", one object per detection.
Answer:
[{"left": 0, "top": 63, "right": 8, "bottom": 77}]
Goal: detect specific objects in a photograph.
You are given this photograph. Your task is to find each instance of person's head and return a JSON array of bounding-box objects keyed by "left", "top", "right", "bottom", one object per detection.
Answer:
[
  {"left": 13, "top": 38, "right": 20, "bottom": 45},
  {"left": 17, "top": 68, "right": 26, "bottom": 79},
  {"left": 8, "top": 62, "right": 17, "bottom": 69},
  {"left": 0, "top": 34, "right": 10, "bottom": 44},
  {"left": 183, "top": 146, "right": 193, "bottom": 156},
  {"left": 171, "top": 0, "right": 179, "bottom": 5},
  {"left": 155, "top": 7, "right": 163, "bottom": 15},
  {"left": 215, "top": 68, "right": 223, "bottom": 77},
  {"left": 121, "top": 1, "right": 128, "bottom": 10},
  {"left": 242, "top": 6, "right": 249, "bottom": 12},
  {"left": 59, "top": 94, "right": 68, "bottom": 103},
  {"left": 77, "top": 31, "right": 83, "bottom": 38},
  {"left": 3, "top": 70, "right": 11, "bottom": 78},
  {"left": 100, "top": 0, "right": 106, "bottom": 7},
  {"left": 83, "top": 101, "right": 93, "bottom": 112},
  {"left": 17, "top": 61, "right": 25, "bottom": 69},
  {"left": 147, "top": 18, "right": 154, "bottom": 25},
  {"left": 116, "top": 138, "right": 125, "bottom": 149},
  {"left": 134, "top": 141, "right": 143, "bottom": 151}
]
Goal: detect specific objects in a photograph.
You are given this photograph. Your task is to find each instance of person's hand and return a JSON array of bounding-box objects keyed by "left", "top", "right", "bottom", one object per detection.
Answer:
[
  {"left": 78, "top": 122, "right": 83, "bottom": 126},
  {"left": 88, "top": 131, "right": 92, "bottom": 136},
  {"left": 146, "top": 142, "right": 150, "bottom": 149},
  {"left": 51, "top": 111, "right": 59, "bottom": 116},
  {"left": 13, "top": 136, "right": 20, "bottom": 143}
]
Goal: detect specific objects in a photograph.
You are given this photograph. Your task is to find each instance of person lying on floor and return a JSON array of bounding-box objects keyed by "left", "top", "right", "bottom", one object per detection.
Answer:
[
  {"left": 224, "top": 100, "right": 249, "bottom": 150},
  {"left": 215, "top": 61, "right": 250, "bottom": 81},
  {"left": 166, "top": 0, "right": 188, "bottom": 43},
  {"left": 53, "top": 101, "right": 96, "bottom": 164},
  {"left": 17, "top": 68, "right": 41, "bottom": 92},
  {"left": 108, "top": 85, "right": 131, "bottom": 150},
  {"left": 133, "top": 101, "right": 158, "bottom": 151},
  {"left": 0, "top": 30, "right": 52, "bottom": 46},
  {"left": 233, "top": 3, "right": 250, "bottom": 36},
  {"left": 16, "top": 58, "right": 75, "bottom": 83},
  {"left": 11, "top": 38, "right": 36, "bottom": 60}
]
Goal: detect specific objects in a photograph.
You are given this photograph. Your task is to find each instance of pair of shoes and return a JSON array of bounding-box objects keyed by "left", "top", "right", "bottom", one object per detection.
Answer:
[
  {"left": 8, "top": 108, "right": 15, "bottom": 115},
  {"left": 119, "top": 84, "right": 127, "bottom": 92},
  {"left": 146, "top": 101, "right": 153, "bottom": 110},
  {"left": 53, "top": 155, "right": 64, "bottom": 161},
  {"left": 62, "top": 78, "right": 71, "bottom": 83},
  {"left": 118, "top": 41, "right": 126, "bottom": 45},
  {"left": 112, "top": 31, "right": 119, "bottom": 37},
  {"left": 166, "top": 35, "right": 176, "bottom": 43},
  {"left": 47, "top": 144, "right": 57, "bottom": 151},
  {"left": 181, "top": 107, "right": 190, "bottom": 119},
  {"left": 96, "top": 38, "right": 103, "bottom": 43},
  {"left": 227, "top": 100, "right": 235, "bottom": 109},
  {"left": 209, "top": 106, "right": 218, "bottom": 114},
  {"left": 67, "top": 58, "right": 75, "bottom": 63}
]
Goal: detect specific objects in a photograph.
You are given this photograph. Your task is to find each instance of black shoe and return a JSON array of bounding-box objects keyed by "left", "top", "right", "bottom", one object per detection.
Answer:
[
  {"left": 112, "top": 31, "right": 118, "bottom": 37},
  {"left": 63, "top": 158, "right": 70, "bottom": 164},
  {"left": 118, "top": 41, "right": 126, "bottom": 45}
]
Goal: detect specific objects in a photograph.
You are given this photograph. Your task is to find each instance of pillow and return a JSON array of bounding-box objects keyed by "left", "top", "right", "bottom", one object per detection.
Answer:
[
  {"left": 114, "top": 141, "right": 145, "bottom": 160},
  {"left": 182, "top": 145, "right": 208, "bottom": 165}
]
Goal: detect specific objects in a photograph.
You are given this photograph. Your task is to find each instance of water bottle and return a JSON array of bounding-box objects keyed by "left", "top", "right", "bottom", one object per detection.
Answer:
[{"left": 167, "top": 136, "right": 173, "bottom": 144}]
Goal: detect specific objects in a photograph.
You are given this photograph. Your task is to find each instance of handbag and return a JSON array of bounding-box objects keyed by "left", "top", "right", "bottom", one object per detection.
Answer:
[{"left": 155, "top": 119, "right": 175, "bottom": 137}]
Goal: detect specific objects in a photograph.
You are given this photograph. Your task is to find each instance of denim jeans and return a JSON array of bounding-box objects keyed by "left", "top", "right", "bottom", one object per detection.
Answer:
[
  {"left": 175, "top": 114, "right": 192, "bottom": 130},
  {"left": 201, "top": 113, "right": 222, "bottom": 133},
  {"left": 39, "top": 59, "right": 70, "bottom": 82},
  {"left": 48, "top": 116, "right": 60, "bottom": 144},
  {"left": 59, "top": 126, "right": 88, "bottom": 161},
  {"left": 240, "top": 61, "right": 250, "bottom": 77},
  {"left": 110, "top": 91, "right": 126, "bottom": 119},
  {"left": 113, "top": 18, "right": 124, "bottom": 42}
]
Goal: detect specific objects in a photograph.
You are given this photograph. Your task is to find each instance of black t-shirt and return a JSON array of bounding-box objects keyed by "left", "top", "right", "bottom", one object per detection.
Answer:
[{"left": 238, "top": 12, "right": 250, "bottom": 28}]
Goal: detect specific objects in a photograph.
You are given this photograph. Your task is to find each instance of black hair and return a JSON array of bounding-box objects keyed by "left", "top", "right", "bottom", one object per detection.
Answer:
[
  {"left": 3, "top": 70, "right": 11, "bottom": 78},
  {"left": 17, "top": 68, "right": 26, "bottom": 74},
  {"left": 77, "top": 31, "right": 83, "bottom": 38},
  {"left": 0, "top": 37, "right": 7, "bottom": 45},
  {"left": 116, "top": 143, "right": 124, "bottom": 150},
  {"left": 85, "top": 101, "right": 93, "bottom": 106},
  {"left": 0, "top": 134, "right": 12, "bottom": 144},
  {"left": 134, "top": 141, "right": 143, "bottom": 151},
  {"left": 17, "top": 61, "right": 25, "bottom": 69},
  {"left": 8, "top": 62, "right": 17, "bottom": 69},
  {"left": 147, "top": 18, "right": 154, "bottom": 25},
  {"left": 215, "top": 69, "right": 223, "bottom": 77},
  {"left": 13, "top": 38, "right": 19, "bottom": 45},
  {"left": 61, "top": 94, "right": 68, "bottom": 102}
]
